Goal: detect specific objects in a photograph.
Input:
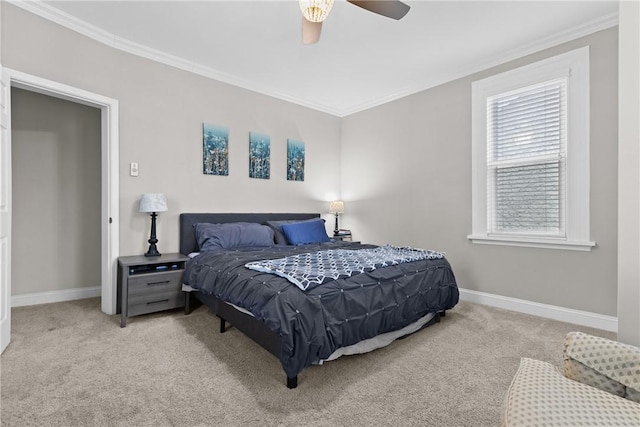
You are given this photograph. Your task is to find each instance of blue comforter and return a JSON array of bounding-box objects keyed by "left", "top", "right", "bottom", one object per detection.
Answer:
[{"left": 182, "top": 241, "right": 459, "bottom": 378}]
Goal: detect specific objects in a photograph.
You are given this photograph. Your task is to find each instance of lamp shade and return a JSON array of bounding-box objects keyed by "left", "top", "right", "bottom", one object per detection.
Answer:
[
  {"left": 329, "top": 200, "right": 344, "bottom": 214},
  {"left": 139, "top": 193, "right": 168, "bottom": 213}
]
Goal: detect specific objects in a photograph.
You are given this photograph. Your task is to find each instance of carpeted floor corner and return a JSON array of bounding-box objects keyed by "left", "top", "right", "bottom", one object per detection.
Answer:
[{"left": 0, "top": 298, "right": 614, "bottom": 426}]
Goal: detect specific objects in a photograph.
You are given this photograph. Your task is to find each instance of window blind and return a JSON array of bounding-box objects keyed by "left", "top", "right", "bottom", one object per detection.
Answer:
[{"left": 486, "top": 78, "right": 567, "bottom": 236}]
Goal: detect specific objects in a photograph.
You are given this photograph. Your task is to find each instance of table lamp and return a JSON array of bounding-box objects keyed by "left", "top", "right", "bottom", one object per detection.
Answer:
[
  {"left": 329, "top": 200, "right": 344, "bottom": 236},
  {"left": 139, "top": 193, "right": 168, "bottom": 257}
]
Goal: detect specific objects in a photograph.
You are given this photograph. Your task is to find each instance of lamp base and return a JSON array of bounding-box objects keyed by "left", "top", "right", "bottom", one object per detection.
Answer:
[
  {"left": 145, "top": 212, "right": 161, "bottom": 257},
  {"left": 144, "top": 246, "right": 161, "bottom": 257}
]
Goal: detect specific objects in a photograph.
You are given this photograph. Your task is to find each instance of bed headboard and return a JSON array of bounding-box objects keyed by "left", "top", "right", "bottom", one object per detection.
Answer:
[{"left": 179, "top": 213, "right": 321, "bottom": 255}]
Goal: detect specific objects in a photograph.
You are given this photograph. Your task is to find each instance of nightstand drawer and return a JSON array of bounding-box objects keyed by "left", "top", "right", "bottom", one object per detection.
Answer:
[
  {"left": 128, "top": 270, "right": 184, "bottom": 296},
  {"left": 128, "top": 291, "right": 185, "bottom": 317}
]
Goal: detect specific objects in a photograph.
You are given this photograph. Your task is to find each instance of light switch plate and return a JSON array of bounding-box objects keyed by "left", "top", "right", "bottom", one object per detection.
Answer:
[{"left": 130, "top": 162, "right": 139, "bottom": 177}]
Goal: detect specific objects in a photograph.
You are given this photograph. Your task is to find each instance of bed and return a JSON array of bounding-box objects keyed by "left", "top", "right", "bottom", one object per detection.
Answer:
[{"left": 180, "top": 213, "right": 459, "bottom": 388}]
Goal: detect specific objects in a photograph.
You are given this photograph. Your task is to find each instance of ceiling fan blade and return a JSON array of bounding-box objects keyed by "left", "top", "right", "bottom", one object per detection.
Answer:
[
  {"left": 346, "top": 0, "right": 410, "bottom": 20},
  {"left": 302, "top": 17, "right": 323, "bottom": 44}
]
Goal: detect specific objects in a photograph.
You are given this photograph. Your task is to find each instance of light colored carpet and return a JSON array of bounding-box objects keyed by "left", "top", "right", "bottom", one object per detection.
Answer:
[{"left": 0, "top": 298, "right": 614, "bottom": 426}]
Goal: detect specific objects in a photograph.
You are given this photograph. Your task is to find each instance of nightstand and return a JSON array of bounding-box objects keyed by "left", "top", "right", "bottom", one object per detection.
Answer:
[
  {"left": 117, "top": 253, "right": 189, "bottom": 327},
  {"left": 333, "top": 233, "right": 353, "bottom": 242}
]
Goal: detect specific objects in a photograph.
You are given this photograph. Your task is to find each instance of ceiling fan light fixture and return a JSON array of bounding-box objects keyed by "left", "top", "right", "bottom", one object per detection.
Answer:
[{"left": 299, "top": 0, "right": 335, "bottom": 23}]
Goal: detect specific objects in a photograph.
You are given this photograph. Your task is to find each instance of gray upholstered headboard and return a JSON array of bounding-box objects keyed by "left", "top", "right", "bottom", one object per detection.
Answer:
[{"left": 179, "top": 213, "right": 321, "bottom": 255}]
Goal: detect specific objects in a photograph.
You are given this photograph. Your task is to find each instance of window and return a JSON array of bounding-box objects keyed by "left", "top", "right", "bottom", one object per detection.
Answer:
[{"left": 469, "top": 47, "right": 594, "bottom": 251}]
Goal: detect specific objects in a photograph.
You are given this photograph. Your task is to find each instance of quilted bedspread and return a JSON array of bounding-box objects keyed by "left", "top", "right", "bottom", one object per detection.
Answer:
[{"left": 182, "top": 241, "right": 459, "bottom": 378}]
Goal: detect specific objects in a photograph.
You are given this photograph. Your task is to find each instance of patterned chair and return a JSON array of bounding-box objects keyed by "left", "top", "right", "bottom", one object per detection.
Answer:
[{"left": 502, "top": 332, "right": 640, "bottom": 426}]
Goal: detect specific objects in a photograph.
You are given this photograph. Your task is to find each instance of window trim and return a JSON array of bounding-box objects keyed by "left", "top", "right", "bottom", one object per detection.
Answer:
[{"left": 468, "top": 46, "right": 595, "bottom": 251}]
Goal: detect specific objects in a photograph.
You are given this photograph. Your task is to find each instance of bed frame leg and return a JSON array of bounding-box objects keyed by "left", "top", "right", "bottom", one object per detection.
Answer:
[
  {"left": 219, "top": 316, "right": 226, "bottom": 333},
  {"left": 286, "top": 375, "right": 298, "bottom": 389},
  {"left": 441, "top": 310, "right": 446, "bottom": 317},
  {"left": 184, "top": 292, "right": 191, "bottom": 315}
]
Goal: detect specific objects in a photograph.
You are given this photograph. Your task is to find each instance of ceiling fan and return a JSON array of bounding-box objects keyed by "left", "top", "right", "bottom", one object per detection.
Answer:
[{"left": 299, "top": 0, "right": 411, "bottom": 44}]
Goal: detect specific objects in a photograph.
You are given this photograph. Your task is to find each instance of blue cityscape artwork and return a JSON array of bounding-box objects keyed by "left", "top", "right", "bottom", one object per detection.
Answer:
[
  {"left": 202, "top": 123, "right": 229, "bottom": 176},
  {"left": 287, "top": 139, "right": 305, "bottom": 181},
  {"left": 249, "top": 132, "right": 270, "bottom": 179}
]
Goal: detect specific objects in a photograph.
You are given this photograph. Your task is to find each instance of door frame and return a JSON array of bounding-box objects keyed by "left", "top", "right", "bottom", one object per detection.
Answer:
[
  {"left": 1, "top": 67, "right": 11, "bottom": 353},
  {"left": 5, "top": 68, "right": 119, "bottom": 315}
]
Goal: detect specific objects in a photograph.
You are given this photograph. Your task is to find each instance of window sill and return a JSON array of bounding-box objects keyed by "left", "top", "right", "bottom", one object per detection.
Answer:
[{"left": 467, "top": 234, "right": 596, "bottom": 251}]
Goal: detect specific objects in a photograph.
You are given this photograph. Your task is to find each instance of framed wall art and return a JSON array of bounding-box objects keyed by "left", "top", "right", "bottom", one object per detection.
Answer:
[
  {"left": 202, "top": 123, "right": 229, "bottom": 176},
  {"left": 249, "top": 132, "right": 270, "bottom": 179},
  {"left": 287, "top": 139, "right": 305, "bottom": 181}
]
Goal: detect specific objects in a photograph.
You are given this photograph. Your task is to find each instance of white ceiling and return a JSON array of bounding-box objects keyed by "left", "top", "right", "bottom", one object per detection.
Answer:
[{"left": 28, "top": 0, "right": 618, "bottom": 116}]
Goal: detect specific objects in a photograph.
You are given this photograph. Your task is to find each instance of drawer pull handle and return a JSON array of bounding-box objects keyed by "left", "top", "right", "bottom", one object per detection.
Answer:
[
  {"left": 147, "top": 280, "right": 170, "bottom": 286},
  {"left": 147, "top": 299, "right": 170, "bottom": 305}
]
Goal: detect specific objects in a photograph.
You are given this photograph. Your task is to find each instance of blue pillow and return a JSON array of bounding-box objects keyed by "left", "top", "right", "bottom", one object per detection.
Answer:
[
  {"left": 267, "top": 218, "right": 325, "bottom": 245},
  {"left": 281, "top": 219, "right": 330, "bottom": 246},
  {"left": 194, "top": 222, "right": 275, "bottom": 251}
]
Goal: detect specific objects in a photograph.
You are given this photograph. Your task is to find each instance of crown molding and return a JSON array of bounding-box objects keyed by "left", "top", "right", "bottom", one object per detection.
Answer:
[
  {"left": 9, "top": 1, "right": 618, "bottom": 118},
  {"left": 7, "top": 0, "right": 345, "bottom": 116}
]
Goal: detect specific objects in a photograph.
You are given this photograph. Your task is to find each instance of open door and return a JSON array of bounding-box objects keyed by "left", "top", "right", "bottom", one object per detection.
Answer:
[{"left": 0, "top": 66, "right": 12, "bottom": 353}]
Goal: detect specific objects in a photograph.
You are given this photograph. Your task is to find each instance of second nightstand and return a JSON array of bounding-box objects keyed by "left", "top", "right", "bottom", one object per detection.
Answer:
[
  {"left": 333, "top": 232, "right": 353, "bottom": 242},
  {"left": 117, "top": 253, "right": 189, "bottom": 327}
]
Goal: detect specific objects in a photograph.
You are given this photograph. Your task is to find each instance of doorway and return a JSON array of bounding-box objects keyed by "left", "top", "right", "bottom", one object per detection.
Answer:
[
  {"left": 0, "top": 68, "right": 119, "bottom": 353},
  {"left": 11, "top": 88, "right": 101, "bottom": 300}
]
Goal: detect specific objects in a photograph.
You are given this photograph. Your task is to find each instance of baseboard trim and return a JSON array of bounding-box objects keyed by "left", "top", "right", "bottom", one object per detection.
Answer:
[
  {"left": 458, "top": 288, "right": 618, "bottom": 332},
  {"left": 12, "top": 286, "right": 101, "bottom": 308},
  {"left": 9, "top": 286, "right": 617, "bottom": 331}
]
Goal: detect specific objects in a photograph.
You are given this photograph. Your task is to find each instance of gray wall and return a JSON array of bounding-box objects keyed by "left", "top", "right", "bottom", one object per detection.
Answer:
[
  {"left": 11, "top": 88, "right": 101, "bottom": 295},
  {"left": 2, "top": 3, "right": 342, "bottom": 259},
  {"left": 341, "top": 28, "right": 619, "bottom": 317}
]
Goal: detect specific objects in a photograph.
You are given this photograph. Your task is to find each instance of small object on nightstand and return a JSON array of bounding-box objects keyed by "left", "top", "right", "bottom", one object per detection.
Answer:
[{"left": 117, "top": 253, "right": 189, "bottom": 327}]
